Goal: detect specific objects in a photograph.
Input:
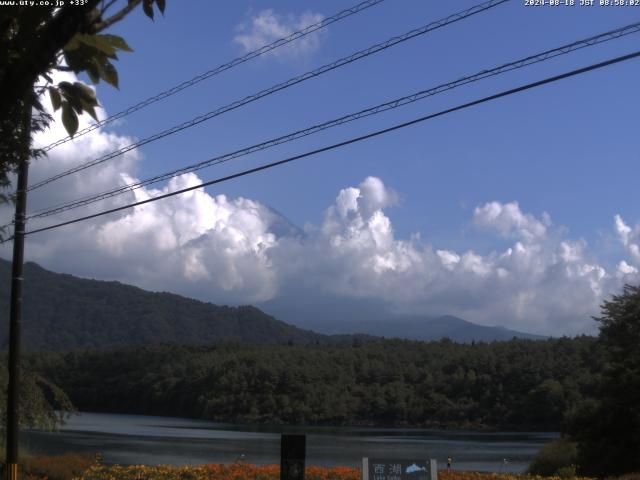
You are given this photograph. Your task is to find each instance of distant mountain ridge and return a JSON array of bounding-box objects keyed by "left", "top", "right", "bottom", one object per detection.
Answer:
[
  {"left": 261, "top": 293, "right": 546, "bottom": 342},
  {"left": 332, "top": 314, "right": 546, "bottom": 342},
  {"left": 0, "top": 258, "right": 544, "bottom": 351}
]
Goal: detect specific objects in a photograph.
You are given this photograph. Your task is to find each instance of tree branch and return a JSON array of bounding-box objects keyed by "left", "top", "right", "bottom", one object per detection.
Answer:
[
  {"left": 93, "top": 0, "right": 142, "bottom": 33},
  {"left": 99, "top": 0, "right": 119, "bottom": 16}
]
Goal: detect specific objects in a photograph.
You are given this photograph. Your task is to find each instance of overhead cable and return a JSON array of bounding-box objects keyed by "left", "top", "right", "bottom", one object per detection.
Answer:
[
  {"left": 29, "top": 0, "right": 509, "bottom": 191},
  {"left": 41, "top": 0, "right": 387, "bottom": 152},
  {"left": 24, "top": 21, "right": 640, "bottom": 221},
  {"left": 10, "top": 49, "right": 639, "bottom": 241}
]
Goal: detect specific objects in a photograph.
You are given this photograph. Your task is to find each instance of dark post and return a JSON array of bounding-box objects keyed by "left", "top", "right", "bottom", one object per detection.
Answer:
[
  {"left": 280, "top": 434, "right": 306, "bottom": 480},
  {"left": 5, "top": 108, "right": 30, "bottom": 480}
]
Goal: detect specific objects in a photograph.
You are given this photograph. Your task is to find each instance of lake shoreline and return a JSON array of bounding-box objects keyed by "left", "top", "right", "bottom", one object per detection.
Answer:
[
  {"left": 62, "top": 409, "right": 559, "bottom": 433},
  {"left": 24, "top": 412, "right": 556, "bottom": 473}
]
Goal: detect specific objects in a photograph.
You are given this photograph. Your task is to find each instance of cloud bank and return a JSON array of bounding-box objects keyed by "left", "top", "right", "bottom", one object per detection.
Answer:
[{"left": 2, "top": 74, "right": 639, "bottom": 336}]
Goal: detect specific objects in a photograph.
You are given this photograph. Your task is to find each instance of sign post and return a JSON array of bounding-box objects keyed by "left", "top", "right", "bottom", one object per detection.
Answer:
[
  {"left": 281, "top": 434, "right": 306, "bottom": 480},
  {"left": 362, "top": 458, "right": 437, "bottom": 480}
]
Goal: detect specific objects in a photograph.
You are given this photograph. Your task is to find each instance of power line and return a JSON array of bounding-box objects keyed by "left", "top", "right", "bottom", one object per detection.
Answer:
[
  {"left": 40, "top": 0, "right": 387, "bottom": 153},
  {"left": 11, "top": 49, "right": 639, "bottom": 241},
  {"left": 29, "top": 0, "right": 509, "bottom": 192},
  {"left": 24, "top": 21, "right": 640, "bottom": 221}
]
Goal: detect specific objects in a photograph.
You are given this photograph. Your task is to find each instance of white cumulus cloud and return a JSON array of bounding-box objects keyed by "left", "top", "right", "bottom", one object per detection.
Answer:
[
  {"left": 269, "top": 188, "right": 632, "bottom": 335},
  {"left": 474, "top": 201, "right": 548, "bottom": 242},
  {"left": 614, "top": 214, "right": 640, "bottom": 264},
  {"left": 233, "top": 9, "right": 325, "bottom": 59},
  {"left": 1, "top": 72, "right": 280, "bottom": 303}
]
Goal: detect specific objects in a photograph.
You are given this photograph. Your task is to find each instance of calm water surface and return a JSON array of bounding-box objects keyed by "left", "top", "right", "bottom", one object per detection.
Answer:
[{"left": 24, "top": 412, "right": 557, "bottom": 473}]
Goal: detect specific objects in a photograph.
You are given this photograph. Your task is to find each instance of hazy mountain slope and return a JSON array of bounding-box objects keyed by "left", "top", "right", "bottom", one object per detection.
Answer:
[{"left": 0, "top": 259, "right": 327, "bottom": 351}]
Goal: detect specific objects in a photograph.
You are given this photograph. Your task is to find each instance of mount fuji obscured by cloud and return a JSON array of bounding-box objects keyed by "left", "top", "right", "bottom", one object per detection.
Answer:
[{"left": 2, "top": 74, "right": 639, "bottom": 338}]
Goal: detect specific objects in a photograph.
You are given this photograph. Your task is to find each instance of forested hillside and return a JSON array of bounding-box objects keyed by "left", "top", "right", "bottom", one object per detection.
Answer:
[
  {"left": 30, "top": 336, "right": 602, "bottom": 430},
  {"left": 0, "top": 259, "right": 327, "bottom": 350}
]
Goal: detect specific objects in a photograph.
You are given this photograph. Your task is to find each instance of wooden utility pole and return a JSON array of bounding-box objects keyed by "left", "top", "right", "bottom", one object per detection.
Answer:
[{"left": 5, "top": 106, "right": 30, "bottom": 480}]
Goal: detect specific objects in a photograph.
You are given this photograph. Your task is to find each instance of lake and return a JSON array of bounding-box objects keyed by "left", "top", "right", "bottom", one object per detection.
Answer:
[{"left": 23, "top": 412, "right": 557, "bottom": 473}]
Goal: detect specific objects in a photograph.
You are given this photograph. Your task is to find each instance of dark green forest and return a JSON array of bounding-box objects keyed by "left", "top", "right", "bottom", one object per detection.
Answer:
[
  {"left": 29, "top": 336, "right": 602, "bottom": 430},
  {"left": 0, "top": 259, "right": 331, "bottom": 350}
]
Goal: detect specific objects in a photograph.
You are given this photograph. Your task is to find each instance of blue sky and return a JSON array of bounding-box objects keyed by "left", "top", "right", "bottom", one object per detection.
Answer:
[
  {"left": 100, "top": 0, "right": 639, "bottom": 252},
  {"left": 3, "top": 0, "right": 640, "bottom": 335}
]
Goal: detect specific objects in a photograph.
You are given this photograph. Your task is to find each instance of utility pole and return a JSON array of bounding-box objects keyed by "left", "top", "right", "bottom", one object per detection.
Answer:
[{"left": 5, "top": 105, "right": 30, "bottom": 480}]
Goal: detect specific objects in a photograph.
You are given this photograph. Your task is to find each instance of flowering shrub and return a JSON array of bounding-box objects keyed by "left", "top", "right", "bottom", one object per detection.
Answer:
[
  {"left": 70, "top": 463, "right": 343, "bottom": 480},
  {"left": 74, "top": 463, "right": 360, "bottom": 480},
  {"left": 72, "top": 464, "right": 598, "bottom": 480},
  {"left": 22, "top": 453, "right": 95, "bottom": 480},
  {"left": 14, "top": 457, "right": 606, "bottom": 480}
]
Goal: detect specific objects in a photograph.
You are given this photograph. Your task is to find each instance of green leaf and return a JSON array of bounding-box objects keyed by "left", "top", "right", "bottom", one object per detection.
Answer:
[
  {"left": 73, "top": 82, "right": 98, "bottom": 106},
  {"left": 77, "top": 33, "right": 133, "bottom": 57},
  {"left": 100, "top": 61, "right": 119, "bottom": 89},
  {"left": 70, "top": 102, "right": 84, "bottom": 115},
  {"left": 56, "top": 82, "right": 99, "bottom": 119},
  {"left": 63, "top": 33, "right": 82, "bottom": 52},
  {"left": 63, "top": 90, "right": 84, "bottom": 114},
  {"left": 142, "top": 0, "right": 154, "bottom": 20},
  {"left": 82, "top": 104, "right": 99, "bottom": 122},
  {"left": 49, "top": 88, "right": 62, "bottom": 111},
  {"left": 76, "top": 33, "right": 117, "bottom": 56},
  {"left": 63, "top": 45, "right": 97, "bottom": 73},
  {"left": 63, "top": 50, "right": 82, "bottom": 73},
  {"left": 57, "top": 81, "right": 74, "bottom": 97},
  {"left": 85, "top": 59, "right": 101, "bottom": 84},
  {"left": 61, "top": 102, "right": 79, "bottom": 137},
  {"left": 102, "top": 34, "right": 133, "bottom": 53},
  {"left": 156, "top": 0, "right": 166, "bottom": 15}
]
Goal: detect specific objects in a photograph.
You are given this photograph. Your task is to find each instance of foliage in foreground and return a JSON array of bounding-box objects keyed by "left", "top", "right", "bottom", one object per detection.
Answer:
[
  {"left": 528, "top": 439, "right": 578, "bottom": 477},
  {"left": 0, "top": 1, "right": 166, "bottom": 216},
  {"left": 566, "top": 285, "right": 640, "bottom": 477},
  {"left": 0, "top": 365, "right": 74, "bottom": 430}
]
